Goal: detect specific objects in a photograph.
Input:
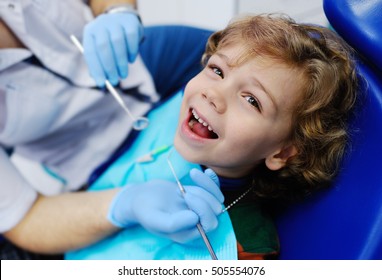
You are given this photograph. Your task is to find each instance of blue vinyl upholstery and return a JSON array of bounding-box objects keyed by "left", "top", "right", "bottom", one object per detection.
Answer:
[{"left": 140, "top": 25, "right": 213, "bottom": 100}]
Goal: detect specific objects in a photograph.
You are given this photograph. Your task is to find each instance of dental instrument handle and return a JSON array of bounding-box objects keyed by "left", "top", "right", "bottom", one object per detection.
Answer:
[
  {"left": 196, "top": 223, "right": 218, "bottom": 260},
  {"left": 166, "top": 152, "right": 218, "bottom": 260},
  {"left": 70, "top": 35, "right": 85, "bottom": 53},
  {"left": 167, "top": 155, "right": 186, "bottom": 194},
  {"left": 69, "top": 35, "right": 149, "bottom": 131},
  {"left": 104, "top": 80, "right": 135, "bottom": 120}
]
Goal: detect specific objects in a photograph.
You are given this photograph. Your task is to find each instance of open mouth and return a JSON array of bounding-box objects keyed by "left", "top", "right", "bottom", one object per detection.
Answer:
[{"left": 188, "top": 108, "right": 219, "bottom": 139}]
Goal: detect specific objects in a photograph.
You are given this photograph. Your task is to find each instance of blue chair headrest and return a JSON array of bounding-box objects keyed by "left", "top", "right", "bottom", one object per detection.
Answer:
[{"left": 324, "top": 0, "right": 382, "bottom": 72}]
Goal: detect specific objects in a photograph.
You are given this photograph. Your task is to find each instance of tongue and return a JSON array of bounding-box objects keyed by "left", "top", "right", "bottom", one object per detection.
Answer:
[{"left": 191, "top": 120, "right": 217, "bottom": 139}]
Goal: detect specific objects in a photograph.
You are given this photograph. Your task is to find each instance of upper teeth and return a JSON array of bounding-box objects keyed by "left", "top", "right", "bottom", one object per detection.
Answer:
[{"left": 192, "top": 109, "right": 213, "bottom": 131}]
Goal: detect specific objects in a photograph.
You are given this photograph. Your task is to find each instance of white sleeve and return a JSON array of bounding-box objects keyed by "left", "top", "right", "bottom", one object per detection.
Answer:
[{"left": 0, "top": 148, "right": 37, "bottom": 233}]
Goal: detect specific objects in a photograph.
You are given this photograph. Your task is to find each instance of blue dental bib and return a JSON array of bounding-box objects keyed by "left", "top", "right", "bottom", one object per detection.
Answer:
[{"left": 65, "top": 91, "right": 237, "bottom": 260}]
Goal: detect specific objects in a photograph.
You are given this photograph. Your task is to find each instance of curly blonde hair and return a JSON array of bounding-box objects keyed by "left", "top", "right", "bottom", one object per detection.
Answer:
[{"left": 203, "top": 14, "right": 359, "bottom": 200}]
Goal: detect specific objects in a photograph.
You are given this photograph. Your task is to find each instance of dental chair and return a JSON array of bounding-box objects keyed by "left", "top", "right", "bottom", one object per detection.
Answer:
[
  {"left": 137, "top": 0, "right": 382, "bottom": 259},
  {"left": 274, "top": 0, "right": 382, "bottom": 260}
]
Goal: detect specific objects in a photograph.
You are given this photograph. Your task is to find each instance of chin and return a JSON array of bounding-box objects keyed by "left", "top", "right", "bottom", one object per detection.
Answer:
[{"left": 174, "top": 134, "right": 202, "bottom": 164}]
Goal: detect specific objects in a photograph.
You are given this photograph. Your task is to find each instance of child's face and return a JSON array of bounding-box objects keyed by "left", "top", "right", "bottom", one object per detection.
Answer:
[{"left": 174, "top": 44, "right": 301, "bottom": 178}]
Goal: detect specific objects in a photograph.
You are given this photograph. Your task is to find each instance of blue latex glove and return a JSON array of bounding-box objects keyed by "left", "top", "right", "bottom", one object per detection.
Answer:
[
  {"left": 83, "top": 12, "right": 143, "bottom": 87},
  {"left": 108, "top": 168, "right": 224, "bottom": 243}
]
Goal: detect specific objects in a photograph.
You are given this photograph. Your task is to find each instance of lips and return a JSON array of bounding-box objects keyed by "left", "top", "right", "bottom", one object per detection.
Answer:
[{"left": 187, "top": 108, "right": 218, "bottom": 139}]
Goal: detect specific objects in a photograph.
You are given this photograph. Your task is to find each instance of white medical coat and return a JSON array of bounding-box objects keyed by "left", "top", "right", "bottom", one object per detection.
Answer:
[{"left": 0, "top": 0, "right": 158, "bottom": 232}]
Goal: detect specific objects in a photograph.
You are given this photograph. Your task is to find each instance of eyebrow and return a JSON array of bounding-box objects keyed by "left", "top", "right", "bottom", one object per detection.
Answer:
[
  {"left": 215, "top": 52, "right": 235, "bottom": 68},
  {"left": 250, "top": 76, "right": 278, "bottom": 111},
  {"left": 215, "top": 52, "right": 278, "bottom": 111}
]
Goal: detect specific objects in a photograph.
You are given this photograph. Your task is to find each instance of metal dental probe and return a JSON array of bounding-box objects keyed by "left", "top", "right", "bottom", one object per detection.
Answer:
[
  {"left": 70, "top": 35, "right": 149, "bottom": 131},
  {"left": 166, "top": 149, "right": 218, "bottom": 260}
]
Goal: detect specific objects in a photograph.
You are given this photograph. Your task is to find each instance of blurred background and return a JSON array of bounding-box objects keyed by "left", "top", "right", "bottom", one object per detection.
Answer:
[{"left": 137, "top": 0, "right": 328, "bottom": 30}]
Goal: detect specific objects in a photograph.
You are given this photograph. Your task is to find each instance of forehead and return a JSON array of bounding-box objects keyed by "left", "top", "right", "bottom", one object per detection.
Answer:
[
  {"left": 215, "top": 17, "right": 294, "bottom": 64},
  {"left": 215, "top": 40, "right": 256, "bottom": 67},
  {"left": 216, "top": 43, "right": 297, "bottom": 76}
]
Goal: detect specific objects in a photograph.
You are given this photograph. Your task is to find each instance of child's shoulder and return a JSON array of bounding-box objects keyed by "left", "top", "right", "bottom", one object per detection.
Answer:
[{"left": 228, "top": 201, "right": 279, "bottom": 260}]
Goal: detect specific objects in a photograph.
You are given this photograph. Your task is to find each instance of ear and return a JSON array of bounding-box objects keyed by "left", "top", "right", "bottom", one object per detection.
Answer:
[{"left": 265, "top": 144, "right": 298, "bottom": 171}]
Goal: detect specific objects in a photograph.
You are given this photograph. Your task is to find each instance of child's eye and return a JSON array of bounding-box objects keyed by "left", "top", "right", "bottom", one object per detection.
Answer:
[
  {"left": 210, "top": 66, "right": 224, "bottom": 79},
  {"left": 244, "top": 95, "right": 261, "bottom": 111}
]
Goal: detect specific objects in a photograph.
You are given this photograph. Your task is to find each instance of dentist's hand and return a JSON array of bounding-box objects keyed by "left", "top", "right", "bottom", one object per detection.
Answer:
[
  {"left": 83, "top": 12, "right": 143, "bottom": 87},
  {"left": 107, "top": 168, "right": 224, "bottom": 243}
]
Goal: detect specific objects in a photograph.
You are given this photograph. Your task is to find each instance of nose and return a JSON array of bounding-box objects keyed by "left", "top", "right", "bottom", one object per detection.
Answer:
[{"left": 202, "top": 88, "right": 227, "bottom": 113}]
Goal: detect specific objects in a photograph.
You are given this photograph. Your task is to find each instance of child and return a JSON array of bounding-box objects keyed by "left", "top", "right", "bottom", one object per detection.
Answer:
[{"left": 66, "top": 14, "right": 359, "bottom": 260}]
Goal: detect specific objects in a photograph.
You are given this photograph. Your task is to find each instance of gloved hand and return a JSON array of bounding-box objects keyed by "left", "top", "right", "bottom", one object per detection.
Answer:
[
  {"left": 107, "top": 168, "right": 224, "bottom": 243},
  {"left": 83, "top": 12, "right": 143, "bottom": 87}
]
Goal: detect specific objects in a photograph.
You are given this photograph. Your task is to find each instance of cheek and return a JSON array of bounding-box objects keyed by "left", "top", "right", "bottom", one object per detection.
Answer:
[
  {"left": 224, "top": 120, "right": 281, "bottom": 159},
  {"left": 180, "top": 81, "right": 197, "bottom": 111},
  {"left": 225, "top": 116, "right": 263, "bottom": 145},
  {"left": 185, "top": 74, "right": 203, "bottom": 91},
  {"left": 182, "top": 79, "right": 199, "bottom": 104},
  {"left": 185, "top": 71, "right": 211, "bottom": 94}
]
